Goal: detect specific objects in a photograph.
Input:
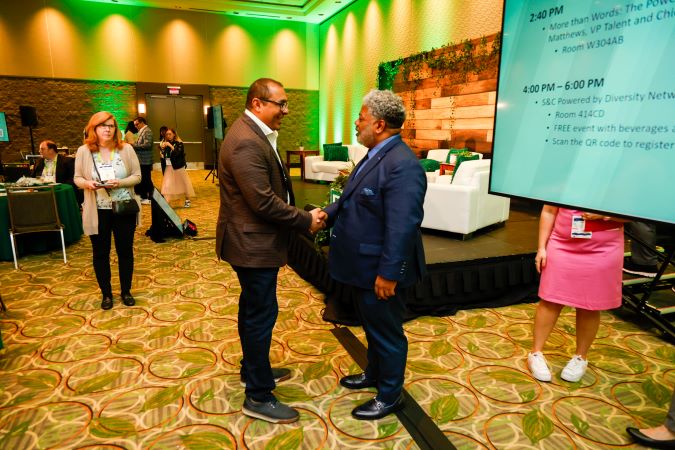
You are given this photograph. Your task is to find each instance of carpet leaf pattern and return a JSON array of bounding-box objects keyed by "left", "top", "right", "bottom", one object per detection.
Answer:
[{"left": 0, "top": 171, "right": 670, "bottom": 449}]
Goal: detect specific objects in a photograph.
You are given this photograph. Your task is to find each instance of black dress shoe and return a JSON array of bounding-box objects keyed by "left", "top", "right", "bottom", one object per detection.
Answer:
[
  {"left": 340, "top": 373, "right": 377, "bottom": 390},
  {"left": 352, "top": 396, "right": 404, "bottom": 420},
  {"left": 121, "top": 293, "right": 135, "bottom": 306},
  {"left": 627, "top": 427, "right": 675, "bottom": 449},
  {"left": 101, "top": 296, "right": 113, "bottom": 310}
]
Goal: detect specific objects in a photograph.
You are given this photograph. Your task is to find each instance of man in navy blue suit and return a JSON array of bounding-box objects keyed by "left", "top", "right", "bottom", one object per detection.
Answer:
[{"left": 323, "top": 89, "right": 427, "bottom": 420}]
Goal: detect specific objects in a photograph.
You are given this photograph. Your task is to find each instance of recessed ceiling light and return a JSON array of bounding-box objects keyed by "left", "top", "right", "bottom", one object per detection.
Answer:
[
  {"left": 287, "top": 16, "right": 292, "bottom": 19},
  {"left": 318, "top": 13, "right": 324, "bottom": 16},
  {"left": 233, "top": 11, "right": 239, "bottom": 14}
]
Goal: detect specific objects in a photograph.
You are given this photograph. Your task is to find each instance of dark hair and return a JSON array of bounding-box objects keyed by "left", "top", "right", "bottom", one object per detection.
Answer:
[
  {"left": 134, "top": 116, "right": 147, "bottom": 125},
  {"left": 40, "top": 140, "right": 58, "bottom": 152},
  {"left": 246, "top": 78, "right": 283, "bottom": 109},
  {"left": 124, "top": 120, "right": 138, "bottom": 134},
  {"left": 159, "top": 126, "right": 168, "bottom": 139}
]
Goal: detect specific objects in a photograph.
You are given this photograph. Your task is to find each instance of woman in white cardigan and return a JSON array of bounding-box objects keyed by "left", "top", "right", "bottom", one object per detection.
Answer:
[{"left": 74, "top": 112, "right": 141, "bottom": 310}]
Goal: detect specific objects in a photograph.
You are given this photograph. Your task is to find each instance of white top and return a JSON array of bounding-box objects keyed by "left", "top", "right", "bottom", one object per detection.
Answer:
[{"left": 244, "top": 108, "right": 289, "bottom": 203}]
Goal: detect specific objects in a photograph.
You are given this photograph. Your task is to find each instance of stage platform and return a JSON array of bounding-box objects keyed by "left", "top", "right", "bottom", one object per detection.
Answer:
[{"left": 288, "top": 206, "right": 541, "bottom": 325}]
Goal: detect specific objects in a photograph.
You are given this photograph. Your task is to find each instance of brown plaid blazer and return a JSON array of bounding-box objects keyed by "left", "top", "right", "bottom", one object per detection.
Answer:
[{"left": 215, "top": 114, "right": 311, "bottom": 268}]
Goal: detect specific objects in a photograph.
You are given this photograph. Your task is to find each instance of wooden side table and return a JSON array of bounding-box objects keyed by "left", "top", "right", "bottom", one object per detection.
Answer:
[{"left": 286, "top": 149, "right": 319, "bottom": 180}]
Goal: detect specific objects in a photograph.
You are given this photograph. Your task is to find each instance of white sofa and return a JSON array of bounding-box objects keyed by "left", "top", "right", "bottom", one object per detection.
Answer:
[
  {"left": 424, "top": 149, "right": 483, "bottom": 183},
  {"left": 304, "top": 144, "right": 368, "bottom": 182},
  {"left": 422, "top": 159, "right": 510, "bottom": 237}
]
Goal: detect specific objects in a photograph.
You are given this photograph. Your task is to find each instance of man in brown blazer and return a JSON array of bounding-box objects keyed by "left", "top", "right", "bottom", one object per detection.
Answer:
[{"left": 216, "top": 78, "right": 325, "bottom": 424}]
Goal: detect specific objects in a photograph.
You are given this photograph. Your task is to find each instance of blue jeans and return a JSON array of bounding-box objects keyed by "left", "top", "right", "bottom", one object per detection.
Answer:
[{"left": 232, "top": 265, "right": 280, "bottom": 402}]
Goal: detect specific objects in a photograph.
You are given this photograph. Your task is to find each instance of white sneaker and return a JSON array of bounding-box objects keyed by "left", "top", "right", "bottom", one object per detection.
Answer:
[
  {"left": 141, "top": 199, "right": 151, "bottom": 205},
  {"left": 561, "top": 355, "right": 588, "bottom": 382},
  {"left": 184, "top": 199, "right": 191, "bottom": 208},
  {"left": 527, "top": 352, "right": 551, "bottom": 382}
]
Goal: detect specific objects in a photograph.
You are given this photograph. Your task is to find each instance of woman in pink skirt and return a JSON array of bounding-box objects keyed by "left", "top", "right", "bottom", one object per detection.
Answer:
[
  {"left": 528, "top": 206, "right": 624, "bottom": 382},
  {"left": 160, "top": 128, "right": 195, "bottom": 208}
]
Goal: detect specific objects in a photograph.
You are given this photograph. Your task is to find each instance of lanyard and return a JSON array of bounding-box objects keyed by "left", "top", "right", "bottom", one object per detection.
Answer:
[{"left": 94, "top": 149, "right": 115, "bottom": 165}]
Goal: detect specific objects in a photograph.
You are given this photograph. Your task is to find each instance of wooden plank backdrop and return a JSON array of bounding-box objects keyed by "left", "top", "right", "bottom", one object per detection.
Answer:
[{"left": 390, "top": 33, "right": 500, "bottom": 157}]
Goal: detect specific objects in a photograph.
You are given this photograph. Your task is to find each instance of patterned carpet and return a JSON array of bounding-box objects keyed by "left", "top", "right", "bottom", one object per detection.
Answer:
[{"left": 0, "top": 171, "right": 672, "bottom": 449}]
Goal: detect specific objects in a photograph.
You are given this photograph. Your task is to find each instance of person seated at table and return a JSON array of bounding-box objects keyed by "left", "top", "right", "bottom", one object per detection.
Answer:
[
  {"left": 31, "top": 140, "right": 74, "bottom": 184},
  {"left": 31, "top": 140, "right": 81, "bottom": 203}
]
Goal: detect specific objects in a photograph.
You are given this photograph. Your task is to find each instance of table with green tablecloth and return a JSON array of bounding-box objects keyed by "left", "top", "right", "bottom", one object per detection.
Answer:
[{"left": 0, "top": 183, "right": 83, "bottom": 261}]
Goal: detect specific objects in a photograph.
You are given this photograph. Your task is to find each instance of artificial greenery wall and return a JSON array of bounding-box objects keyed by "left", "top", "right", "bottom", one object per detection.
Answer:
[{"left": 377, "top": 33, "right": 501, "bottom": 91}]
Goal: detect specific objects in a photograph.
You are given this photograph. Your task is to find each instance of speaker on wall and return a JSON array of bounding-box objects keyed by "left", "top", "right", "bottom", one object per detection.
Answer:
[{"left": 19, "top": 106, "right": 38, "bottom": 127}]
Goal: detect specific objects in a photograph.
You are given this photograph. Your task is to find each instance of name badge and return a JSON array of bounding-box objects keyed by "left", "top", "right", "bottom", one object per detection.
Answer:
[
  {"left": 571, "top": 215, "right": 592, "bottom": 239},
  {"left": 97, "top": 162, "right": 115, "bottom": 182}
]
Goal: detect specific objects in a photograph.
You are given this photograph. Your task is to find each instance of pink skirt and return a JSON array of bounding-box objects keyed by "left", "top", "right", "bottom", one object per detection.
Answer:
[
  {"left": 538, "top": 209, "right": 623, "bottom": 310},
  {"left": 161, "top": 166, "right": 195, "bottom": 201}
]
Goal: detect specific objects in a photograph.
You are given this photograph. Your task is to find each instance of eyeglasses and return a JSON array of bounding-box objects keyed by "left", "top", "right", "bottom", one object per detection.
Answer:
[
  {"left": 259, "top": 98, "right": 289, "bottom": 111},
  {"left": 97, "top": 124, "right": 116, "bottom": 130}
]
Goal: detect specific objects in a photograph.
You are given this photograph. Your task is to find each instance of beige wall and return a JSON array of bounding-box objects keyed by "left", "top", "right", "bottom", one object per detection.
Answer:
[
  {"left": 0, "top": 0, "right": 319, "bottom": 90},
  {"left": 318, "top": 0, "right": 503, "bottom": 145}
]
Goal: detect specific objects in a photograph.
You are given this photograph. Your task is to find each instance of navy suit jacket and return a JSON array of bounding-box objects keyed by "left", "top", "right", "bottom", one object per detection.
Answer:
[{"left": 324, "top": 134, "right": 427, "bottom": 290}]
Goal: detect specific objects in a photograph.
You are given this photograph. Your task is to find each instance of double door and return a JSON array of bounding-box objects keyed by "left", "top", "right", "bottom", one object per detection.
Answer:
[{"left": 145, "top": 95, "right": 204, "bottom": 166}]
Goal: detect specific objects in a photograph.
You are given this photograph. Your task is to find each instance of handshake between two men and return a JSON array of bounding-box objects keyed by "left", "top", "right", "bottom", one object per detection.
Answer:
[{"left": 308, "top": 208, "right": 328, "bottom": 234}]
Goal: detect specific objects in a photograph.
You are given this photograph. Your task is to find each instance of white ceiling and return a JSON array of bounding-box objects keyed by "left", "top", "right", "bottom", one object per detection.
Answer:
[{"left": 82, "top": 0, "right": 356, "bottom": 23}]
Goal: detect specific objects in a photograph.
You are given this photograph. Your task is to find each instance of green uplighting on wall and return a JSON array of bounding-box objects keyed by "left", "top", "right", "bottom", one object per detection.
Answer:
[{"left": 88, "top": 82, "right": 136, "bottom": 123}]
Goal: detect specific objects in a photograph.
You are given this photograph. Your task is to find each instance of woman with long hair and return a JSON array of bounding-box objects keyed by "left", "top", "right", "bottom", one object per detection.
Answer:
[
  {"left": 123, "top": 120, "right": 138, "bottom": 145},
  {"left": 159, "top": 128, "right": 195, "bottom": 208},
  {"left": 158, "top": 125, "right": 168, "bottom": 174},
  {"left": 74, "top": 111, "right": 141, "bottom": 310}
]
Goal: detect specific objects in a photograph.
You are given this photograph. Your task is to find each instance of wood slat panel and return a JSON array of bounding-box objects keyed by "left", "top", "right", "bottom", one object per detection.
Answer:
[
  {"left": 409, "top": 108, "right": 453, "bottom": 120},
  {"left": 452, "top": 117, "right": 495, "bottom": 130},
  {"left": 388, "top": 32, "right": 500, "bottom": 159},
  {"left": 405, "top": 138, "right": 443, "bottom": 150},
  {"left": 430, "top": 92, "right": 497, "bottom": 109},
  {"left": 450, "top": 139, "right": 493, "bottom": 152},
  {"left": 400, "top": 128, "right": 416, "bottom": 139},
  {"left": 442, "top": 79, "right": 498, "bottom": 96},
  {"left": 453, "top": 105, "right": 496, "bottom": 119},
  {"left": 403, "top": 98, "right": 431, "bottom": 110},
  {"left": 416, "top": 129, "right": 452, "bottom": 141},
  {"left": 450, "top": 129, "right": 489, "bottom": 142},
  {"left": 405, "top": 119, "right": 445, "bottom": 130}
]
